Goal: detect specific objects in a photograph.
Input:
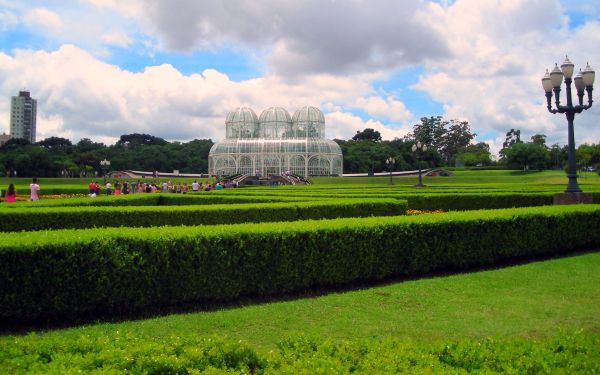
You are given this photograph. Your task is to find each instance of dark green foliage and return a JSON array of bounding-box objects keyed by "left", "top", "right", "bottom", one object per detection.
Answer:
[
  {"left": 0, "top": 198, "right": 405, "bottom": 231},
  {"left": 404, "top": 192, "right": 557, "bottom": 210},
  {"left": 1, "top": 331, "right": 598, "bottom": 373},
  {"left": 0, "top": 205, "right": 599, "bottom": 322},
  {"left": 5, "top": 192, "right": 314, "bottom": 208}
]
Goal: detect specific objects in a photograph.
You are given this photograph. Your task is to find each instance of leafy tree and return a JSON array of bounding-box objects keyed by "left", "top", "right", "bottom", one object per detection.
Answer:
[
  {"left": 504, "top": 142, "right": 549, "bottom": 170},
  {"left": 530, "top": 134, "right": 547, "bottom": 148},
  {"left": 441, "top": 120, "right": 476, "bottom": 166},
  {"left": 500, "top": 129, "right": 522, "bottom": 160},
  {"left": 116, "top": 133, "right": 168, "bottom": 147},
  {"left": 352, "top": 128, "right": 382, "bottom": 142},
  {"left": 36, "top": 137, "right": 73, "bottom": 150},
  {"left": 457, "top": 142, "right": 492, "bottom": 166},
  {"left": 549, "top": 143, "right": 567, "bottom": 169},
  {"left": 0, "top": 138, "right": 30, "bottom": 150},
  {"left": 407, "top": 116, "right": 446, "bottom": 150}
]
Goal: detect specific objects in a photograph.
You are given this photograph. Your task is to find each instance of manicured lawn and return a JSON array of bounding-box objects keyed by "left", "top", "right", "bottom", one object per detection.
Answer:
[
  {"left": 3, "top": 251, "right": 599, "bottom": 350},
  {"left": 2, "top": 170, "right": 600, "bottom": 196}
]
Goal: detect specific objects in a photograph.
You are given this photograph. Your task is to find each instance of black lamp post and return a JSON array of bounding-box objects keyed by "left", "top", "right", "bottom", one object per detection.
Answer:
[
  {"left": 100, "top": 159, "right": 111, "bottom": 184},
  {"left": 542, "top": 56, "right": 595, "bottom": 193},
  {"left": 412, "top": 141, "right": 428, "bottom": 187},
  {"left": 385, "top": 157, "right": 395, "bottom": 185}
]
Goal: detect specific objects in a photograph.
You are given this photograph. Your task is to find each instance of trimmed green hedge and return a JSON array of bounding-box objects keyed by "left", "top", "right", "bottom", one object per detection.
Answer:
[
  {"left": 0, "top": 192, "right": 315, "bottom": 208},
  {"left": 1, "top": 332, "right": 598, "bottom": 373},
  {"left": 1, "top": 205, "right": 599, "bottom": 322},
  {"left": 404, "top": 192, "right": 555, "bottom": 210},
  {"left": 0, "top": 198, "right": 405, "bottom": 231}
]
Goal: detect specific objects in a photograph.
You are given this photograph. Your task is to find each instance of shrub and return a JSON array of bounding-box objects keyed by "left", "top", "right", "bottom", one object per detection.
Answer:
[
  {"left": 0, "top": 198, "right": 405, "bottom": 232},
  {"left": 0, "top": 205, "right": 598, "bottom": 322},
  {"left": 1, "top": 331, "right": 598, "bottom": 373}
]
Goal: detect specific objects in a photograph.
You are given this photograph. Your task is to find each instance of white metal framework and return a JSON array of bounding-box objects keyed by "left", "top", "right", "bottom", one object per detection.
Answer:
[{"left": 209, "top": 106, "right": 343, "bottom": 177}]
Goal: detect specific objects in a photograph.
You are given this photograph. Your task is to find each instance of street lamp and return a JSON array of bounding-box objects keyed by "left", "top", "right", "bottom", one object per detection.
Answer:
[
  {"left": 385, "top": 157, "right": 395, "bottom": 185},
  {"left": 542, "top": 56, "right": 594, "bottom": 193},
  {"left": 100, "top": 159, "right": 111, "bottom": 183},
  {"left": 412, "top": 141, "right": 428, "bottom": 187}
]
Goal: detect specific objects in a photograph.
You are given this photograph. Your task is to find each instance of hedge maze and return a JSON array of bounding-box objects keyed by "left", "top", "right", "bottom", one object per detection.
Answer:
[{"left": 1, "top": 187, "right": 600, "bottom": 323}]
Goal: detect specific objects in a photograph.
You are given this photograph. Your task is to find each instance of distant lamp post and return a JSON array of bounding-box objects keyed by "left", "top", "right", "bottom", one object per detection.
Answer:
[
  {"left": 385, "top": 157, "right": 395, "bottom": 185},
  {"left": 542, "top": 56, "right": 594, "bottom": 192},
  {"left": 412, "top": 141, "right": 428, "bottom": 187},
  {"left": 100, "top": 159, "right": 111, "bottom": 183}
]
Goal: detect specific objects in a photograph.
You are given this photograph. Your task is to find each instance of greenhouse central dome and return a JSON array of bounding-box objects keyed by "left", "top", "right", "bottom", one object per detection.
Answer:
[{"left": 209, "top": 106, "right": 343, "bottom": 177}]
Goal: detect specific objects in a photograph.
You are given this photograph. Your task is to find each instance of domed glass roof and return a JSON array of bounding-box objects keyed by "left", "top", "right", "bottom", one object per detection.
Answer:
[
  {"left": 292, "top": 106, "right": 325, "bottom": 124},
  {"left": 259, "top": 107, "right": 292, "bottom": 139},
  {"left": 259, "top": 107, "right": 292, "bottom": 124},
  {"left": 225, "top": 107, "right": 259, "bottom": 139},
  {"left": 226, "top": 107, "right": 258, "bottom": 125},
  {"left": 292, "top": 106, "right": 325, "bottom": 138}
]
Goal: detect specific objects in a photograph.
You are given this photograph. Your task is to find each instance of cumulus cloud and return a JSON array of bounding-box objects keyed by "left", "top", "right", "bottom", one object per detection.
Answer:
[
  {"left": 326, "top": 111, "right": 410, "bottom": 141},
  {"left": 355, "top": 96, "right": 412, "bottom": 123},
  {"left": 100, "top": 0, "right": 450, "bottom": 76},
  {"left": 24, "top": 8, "right": 64, "bottom": 29},
  {"left": 0, "top": 44, "right": 406, "bottom": 143},
  {"left": 414, "top": 0, "right": 600, "bottom": 149},
  {"left": 101, "top": 31, "right": 133, "bottom": 48}
]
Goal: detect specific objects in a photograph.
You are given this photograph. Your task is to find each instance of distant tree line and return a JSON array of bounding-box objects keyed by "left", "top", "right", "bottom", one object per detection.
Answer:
[
  {"left": 2, "top": 121, "right": 598, "bottom": 177},
  {"left": 336, "top": 116, "right": 485, "bottom": 174},
  {"left": 498, "top": 128, "right": 600, "bottom": 171},
  {"left": 0, "top": 133, "right": 214, "bottom": 178},
  {"left": 337, "top": 117, "right": 599, "bottom": 174}
]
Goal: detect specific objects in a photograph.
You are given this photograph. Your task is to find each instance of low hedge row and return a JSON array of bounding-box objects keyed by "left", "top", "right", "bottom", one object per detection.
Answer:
[
  {"left": 1, "top": 205, "right": 599, "bottom": 322},
  {"left": 1, "top": 332, "right": 598, "bottom": 373},
  {"left": 210, "top": 190, "right": 600, "bottom": 211},
  {"left": 0, "top": 198, "right": 405, "bottom": 232},
  {"left": 1, "top": 192, "right": 314, "bottom": 208}
]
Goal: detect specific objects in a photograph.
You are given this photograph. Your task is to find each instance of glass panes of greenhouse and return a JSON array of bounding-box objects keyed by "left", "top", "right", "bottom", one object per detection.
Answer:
[{"left": 209, "top": 106, "right": 343, "bottom": 177}]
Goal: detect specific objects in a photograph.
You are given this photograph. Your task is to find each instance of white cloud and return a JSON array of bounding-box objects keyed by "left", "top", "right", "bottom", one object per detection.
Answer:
[
  {"left": 101, "top": 31, "right": 133, "bottom": 48},
  {"left": 355, "top": 96, "right": 412, "bottom": 123},
  {"left": 326, "top": 111, "right": 410, "bottom": 141},
  {"left": 0, "top": 44, "right": 407, "bottom": 143},
  {"left": 0, "top": 10, "right": 18, "bottom": 31},
  {"left": 109, "top": 0, "right": 450, "bottom": 75},
  {"left": 24, "top": 8, "right": 64, "bottom": 30},
  {"left": 412, "top": 0, "right": 600, "bottom": 154},
  {"left": 86, "top": 0, "right": 143, "bottom": 18}
]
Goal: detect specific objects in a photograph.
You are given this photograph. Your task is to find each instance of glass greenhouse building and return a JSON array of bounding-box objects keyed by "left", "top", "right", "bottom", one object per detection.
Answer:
[{"left": 208, "top": 106, "right": 343, "bottom": 177}]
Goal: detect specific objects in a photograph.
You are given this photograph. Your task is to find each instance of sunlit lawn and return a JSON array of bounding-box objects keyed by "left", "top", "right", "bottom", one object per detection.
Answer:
[{"left": 3, "top": 251, "right": 599, "bottom": 351}]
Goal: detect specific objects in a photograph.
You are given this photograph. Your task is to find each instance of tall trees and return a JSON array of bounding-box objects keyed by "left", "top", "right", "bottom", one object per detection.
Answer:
[
  {"left": 406, "top": 116, "right": 476, "bottom": 166},
  {"left": 352, "top": 128, "right": 382, "bottom": 142},
  {"left": 0, "top": 134, "right": 214, "bottom": 177},
  {"left": 499, "top": 129, "right": 522, "bottom": 160},
  {"left": 457, "top": 142, "right": 492, "bottom": 166}
]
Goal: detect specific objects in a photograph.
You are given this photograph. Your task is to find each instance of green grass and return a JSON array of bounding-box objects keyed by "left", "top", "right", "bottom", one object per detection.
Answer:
[
  {"left": 311, "top": 169, "right": 600, "bottom": 188},
  {"left": 3, "top": 251, "right": 599, "bottom": 351},
  {"left": 2, "top": 170, "right": 600, "bottom": 197}
]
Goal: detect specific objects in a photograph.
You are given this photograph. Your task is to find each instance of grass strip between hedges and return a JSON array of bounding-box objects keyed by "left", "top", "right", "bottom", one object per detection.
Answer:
[{"left": 1, "top": 204, "right": 599, "bottom": 322}]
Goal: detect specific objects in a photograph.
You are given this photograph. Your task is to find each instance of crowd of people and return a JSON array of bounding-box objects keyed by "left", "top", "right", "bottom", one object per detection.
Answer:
[
  {"left": 1, "top": 178, "right": 239, "bottom": 203},
  {"left": 88, "top": 179, "right": 238, "bottom": 196}
]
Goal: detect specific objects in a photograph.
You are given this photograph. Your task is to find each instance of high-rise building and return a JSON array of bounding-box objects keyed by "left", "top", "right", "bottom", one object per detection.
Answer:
[{"left": 10, "top": 91, "right": 37, "bottom": 143}]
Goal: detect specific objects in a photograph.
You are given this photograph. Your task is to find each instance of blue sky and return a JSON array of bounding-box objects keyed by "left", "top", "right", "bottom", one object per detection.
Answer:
[{"left": 0, "top": 0, "right": 599, "bottom": 156}]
